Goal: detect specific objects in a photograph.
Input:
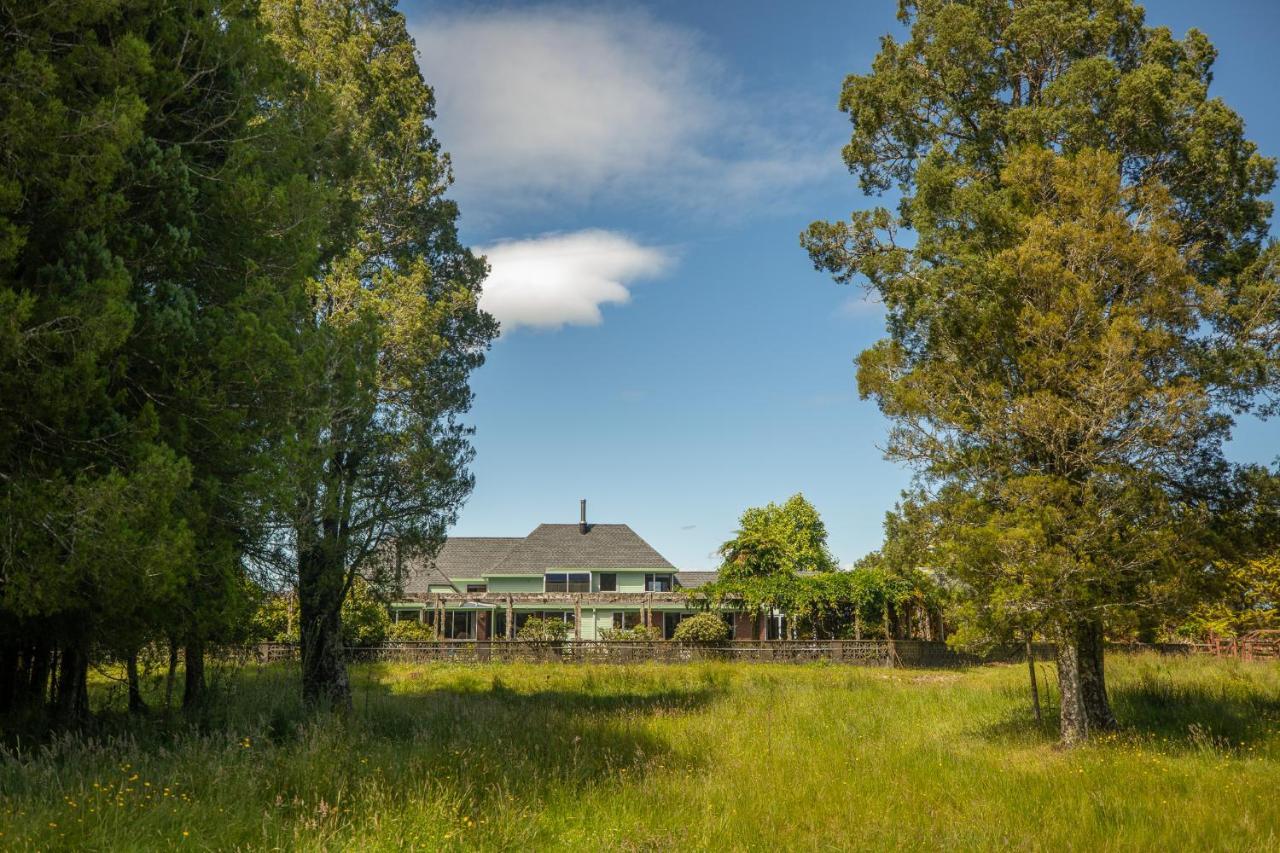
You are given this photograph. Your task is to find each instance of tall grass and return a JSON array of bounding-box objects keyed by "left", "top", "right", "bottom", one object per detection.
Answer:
[{"left": 1, "top": 655, "right": 1277, "bottom": 850}]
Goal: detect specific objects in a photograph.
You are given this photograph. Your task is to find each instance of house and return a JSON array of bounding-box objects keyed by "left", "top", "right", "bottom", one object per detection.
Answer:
[{"left": 389, "top": 501, "right": 771, "bottom": 640}]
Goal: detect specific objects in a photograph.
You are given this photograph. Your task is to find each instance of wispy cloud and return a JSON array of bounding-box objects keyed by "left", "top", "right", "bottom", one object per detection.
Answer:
[
  {"left": 479, "top": 230, "right": 672, "bottom": 333},
  {"left": 837, "top": 292, "right": 887, "bottom": 320},
  {"left": 412, "top": 6, "right": 838, "bottom": 214}
]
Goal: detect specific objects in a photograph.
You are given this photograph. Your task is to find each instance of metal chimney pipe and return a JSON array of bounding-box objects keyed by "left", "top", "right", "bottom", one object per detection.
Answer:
[{"left": 579, "top": 499, "right": 587, "bottom": 534}]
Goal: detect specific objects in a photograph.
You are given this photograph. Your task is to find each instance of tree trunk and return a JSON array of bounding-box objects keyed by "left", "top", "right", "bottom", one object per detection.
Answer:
[
  {"left": 26, "top": 635, "right": 53, "bottom": 710},
  {"left": 1078, "top": 619, "right": 1116, "bottom": 732},
  {"left": 53, "top": 638, "right": 89, "bottom": 725},
  {"left": 1055, "top": 626, "right": 1088, "bottom": 745},
  {"left": 298, "top": 545, "right": 352, "bottom": 710},
  {"left": 0, "top": 642, "right": 18, "bottom": 714},
  {"left": 127, "top": 650, "right": 148, "bottom": 715},
  {"left": 182, "top": 640, "right": 205, "bottom": 711},
  {"left": 1056, "top": 619, "right": 1116, "bottom": 744},
  {"left": 1026, "top": 634, "right": 1041, "bottom": 724}
]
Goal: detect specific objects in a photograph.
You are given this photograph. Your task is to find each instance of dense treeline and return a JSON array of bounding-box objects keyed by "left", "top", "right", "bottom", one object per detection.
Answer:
[{"left": 0, "top": 0, "right": 493, "bottom": 726}]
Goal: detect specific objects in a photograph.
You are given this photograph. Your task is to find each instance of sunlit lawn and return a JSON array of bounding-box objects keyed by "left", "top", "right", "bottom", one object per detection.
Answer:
[{"left": 1, "top": 654, "right": 1278, "bottom": 850}]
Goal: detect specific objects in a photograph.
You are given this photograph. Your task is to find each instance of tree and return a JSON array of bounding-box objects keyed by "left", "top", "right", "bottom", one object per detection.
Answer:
[
  {"left": 804, "top": 1, "right": 1279, "bottom": 744},
  {"left": 0, "top": 0, "right": 320, "bottom": 723},
  {"left": 719, "top": 494, "right": 838, "bottom": 580},
  {"left": 262, "top": 0, "right": 497, "bottom": 708}
]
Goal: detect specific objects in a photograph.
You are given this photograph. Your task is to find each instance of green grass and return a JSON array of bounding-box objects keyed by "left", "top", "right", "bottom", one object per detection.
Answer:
[{"left": 2, "top": 655, "right": 1279, "bottom": 850}]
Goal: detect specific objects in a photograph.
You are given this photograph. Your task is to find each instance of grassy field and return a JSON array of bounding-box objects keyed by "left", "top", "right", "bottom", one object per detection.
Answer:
[{"left": 1, "top": 655, "right": 1278, "bottom": 851}]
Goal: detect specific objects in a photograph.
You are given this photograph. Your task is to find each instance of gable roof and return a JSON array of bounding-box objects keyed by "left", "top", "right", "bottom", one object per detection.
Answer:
[
  {"left": 488, "top": 524, "right": 675, "bottom": 575},
  {"left": 401, "top": 537, "right": 520, "bottom": 594},
  {"left": 675, "top": 570, "right": 718, "bottom": 588}
]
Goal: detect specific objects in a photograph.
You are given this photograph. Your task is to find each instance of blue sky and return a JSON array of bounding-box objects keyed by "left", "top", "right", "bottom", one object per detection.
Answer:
[{"left": 402, "top": 0, "right": 1280, "bottom": 569}]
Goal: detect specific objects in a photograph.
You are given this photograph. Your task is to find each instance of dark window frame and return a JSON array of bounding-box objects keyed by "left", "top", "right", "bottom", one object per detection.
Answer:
[
  {"left": 645, "top": 573, "right": 673, "bottom": 592},
  {"left": 598, "top": 573, "right": 617, "bottom": 592},
  {"left": 545, "top": 572, "right": 589, "bottom": 593}
]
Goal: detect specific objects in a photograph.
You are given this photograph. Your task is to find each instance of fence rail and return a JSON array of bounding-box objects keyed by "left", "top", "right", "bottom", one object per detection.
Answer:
[{"left": 243, "top": 638, "right": 1280, "bottom": 667}]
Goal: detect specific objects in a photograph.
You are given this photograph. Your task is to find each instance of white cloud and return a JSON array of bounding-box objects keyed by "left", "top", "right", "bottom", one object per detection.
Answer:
[
  {"left": 479, "top": 230, "right": 672, "bottom": 332},
  {"left": 411, "top": 7, "right": 837, "bottom": 212}
]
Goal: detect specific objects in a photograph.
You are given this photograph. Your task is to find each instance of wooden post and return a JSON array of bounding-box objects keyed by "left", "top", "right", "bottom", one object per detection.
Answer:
[
  {"left": 883, "top": 605, "right": 895, "bottom": 667},
  {"left": 505, "top": 595, "right": 514, "bottom": 640},
  {"left": 574, "top": 599, "right": 582, "bottom": 641}
]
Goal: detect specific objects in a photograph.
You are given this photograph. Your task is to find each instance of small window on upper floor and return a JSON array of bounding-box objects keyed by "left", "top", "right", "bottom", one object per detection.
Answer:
[
  {"left": 465, "top": 583, "right": 487, "bottom": 593},
  {"left": 645, "top": 573, "right": 673, "bottom": 592},
  {"left": 599, "top": 573, "right": 617, "bottom": 592}
]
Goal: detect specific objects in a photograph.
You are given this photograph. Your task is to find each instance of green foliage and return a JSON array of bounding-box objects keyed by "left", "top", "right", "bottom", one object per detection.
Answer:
[
  {"left": 1182, "top": 555, "right": 1280, "bottom": 639},
  {"left": 718, "top": 493, "right": 838, "bottom": 580},
  {"left": 251, "top": 593, "right": 299, "bottom": 644},
  {"left": 803, "top": 0, "right": 1280, "bottom": 737},
  {"left": 672, "top": 613, "right": 730, "bottom": 644},
  {"left": 340, "top": 579, "right": 392, "bottom": 648},
  {"left": 516, "top": 617, "right": 571, "bottom": 643},
  {"left": 388, "top": 620, "right": 436, "bottom": 642},
  {"left": 0, "top": 0, "right": 327, "bottom": 719},
  {"left": 599, "top": 626, "right": 662, "bottom": 641}
]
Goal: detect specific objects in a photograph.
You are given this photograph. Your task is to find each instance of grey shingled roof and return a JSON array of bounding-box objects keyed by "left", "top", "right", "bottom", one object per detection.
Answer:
[
  {"left": 675, "top": 570, "right": 718, "bottom": 588},
  {"left": 401, "top": 537, "right": 520, "bottom": 593},
  {"left": 489, "top": 524, "right": 675, "bottom": 575}
]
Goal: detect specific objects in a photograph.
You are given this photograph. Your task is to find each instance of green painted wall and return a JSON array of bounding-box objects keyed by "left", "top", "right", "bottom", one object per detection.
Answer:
[
  {"left": 487, "top": 575, "right": 543, "bottom": 593},
  {"left": 611, "top": 571, "right": 657, "bottom": 592}
]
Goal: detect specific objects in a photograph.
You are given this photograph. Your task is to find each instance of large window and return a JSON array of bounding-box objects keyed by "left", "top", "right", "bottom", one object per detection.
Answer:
[
  {"left": 598, "top": 573, "right": 617, "bottom": 592},
  {"left": 663, "top": 612, "right": 688, "bottom": 639},
  {"left": 445, "top": 611, "right": 474, "bottom": 640},
  {"left": 612, "top": 611, "right": 643, "bottom": 630},
  {"left": 545, "top": 572, "right": 590, "bottom": 593},
  {"left": 515, "top": 611, "right": 576, "bottom": 631},
  {"left": 645, "top": 573, "right": 673, "bottom": 592}
]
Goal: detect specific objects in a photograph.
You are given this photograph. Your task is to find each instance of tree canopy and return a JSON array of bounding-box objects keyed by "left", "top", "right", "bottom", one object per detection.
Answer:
[
  {"left": 803, "top": 0, "right": 1279, "bottom": 744},
  {"left": 718, "top": 493, "right": 839, "bottom": 580}
]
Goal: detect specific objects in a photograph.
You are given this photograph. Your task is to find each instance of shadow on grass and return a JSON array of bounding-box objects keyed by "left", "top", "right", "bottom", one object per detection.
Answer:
[
  {"left": 19, "top": 661, "right": 727, "bottom": 801},
  {"left": 978, "top": 673, "right": 1280, "bottom": 752},
  {"left": 1107, "top": 677, "right": 1280, "bottom": 751}
]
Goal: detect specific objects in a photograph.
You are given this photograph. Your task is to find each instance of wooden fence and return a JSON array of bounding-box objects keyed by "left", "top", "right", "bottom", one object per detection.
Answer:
[
  {"left": 248, "top": 639, "right": 1055, "bottom": 667},
  {"left": 244, "top": 637, "right": 1280, "bottom": 667}
]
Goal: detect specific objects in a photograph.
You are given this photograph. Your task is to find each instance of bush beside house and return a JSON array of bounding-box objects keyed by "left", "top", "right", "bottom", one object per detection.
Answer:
[{"left": 673, "top": 613, "right": 730, "bottom": 644}]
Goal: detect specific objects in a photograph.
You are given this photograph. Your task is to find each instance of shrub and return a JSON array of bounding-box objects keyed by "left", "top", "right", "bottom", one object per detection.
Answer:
[
  {"left": 516, "top": 617, "right": 570, "bottom": 642},
  {"left": 599, "top": 625, "right": 662, "bottom": 641},
  {"left": 388, "top": 620, "right": 435, "bottom": 642},
  {"left": 672, "top": 612, "right": 730, "bottom": 644}
]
